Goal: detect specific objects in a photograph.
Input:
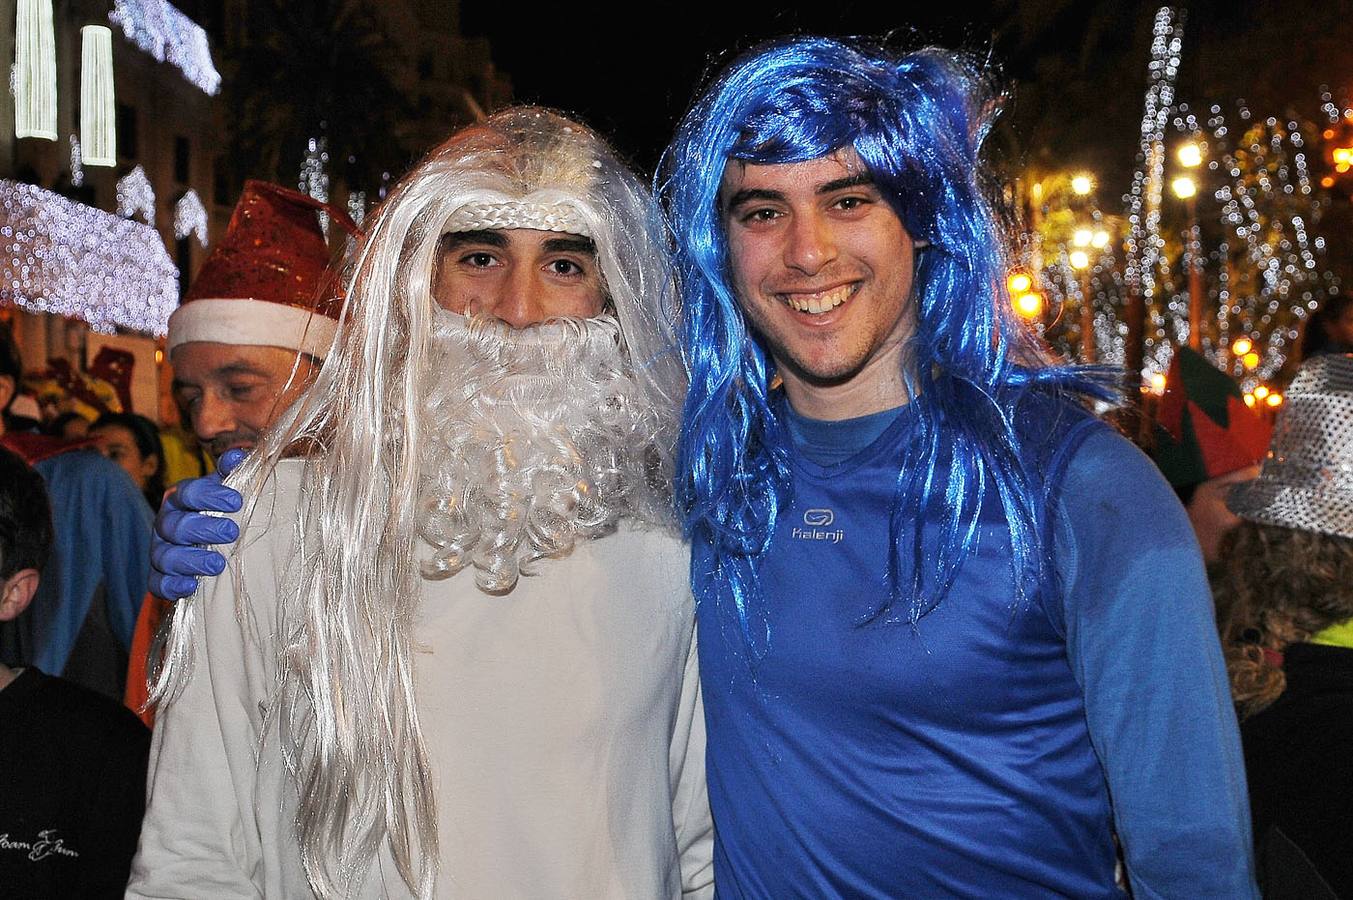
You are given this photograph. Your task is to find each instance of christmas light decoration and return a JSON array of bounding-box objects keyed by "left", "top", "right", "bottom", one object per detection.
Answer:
[
  {"left": 15, "top": 0, "right": 57, "bottom": 140},
  {"left": 1124, "top": 5, "right": 1183, "bottom": 351},
  {"left": 116, "top": 166, "right": 155, "bottom": 223},
  {"left": 299, "top": 135, "right": 330, "bottom": 235},
  {"left": 346, "top": 190, "right": 366, "bottom": 228},
  {"left": 80, "top": 26, "right": 117, "bottom": 166},
  {"left": 108, "top": 0, "right": 221, "bottom": 95},
  {"left": 0, "top": 179, "right": 179, "bottom": 335},
  {"left": 69, "top": 135, "right": 84, "bottom": 187},
  {"left": 173, "top": 189, "right": 207, "bottom": 245}
]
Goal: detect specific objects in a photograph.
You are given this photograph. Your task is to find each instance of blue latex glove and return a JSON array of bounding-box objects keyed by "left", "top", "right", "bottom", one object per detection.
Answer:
[{"left": 149, "top": 448, "right": 246, "bottom": 600}]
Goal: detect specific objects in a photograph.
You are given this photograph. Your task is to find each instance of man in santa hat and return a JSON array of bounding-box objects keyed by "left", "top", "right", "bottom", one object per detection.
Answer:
[
  {"left": 124, "top": 182, "right": 360, "bottom": 721},
  {"left": 128, "top": 109, "right": 710, "bottom": 898}
]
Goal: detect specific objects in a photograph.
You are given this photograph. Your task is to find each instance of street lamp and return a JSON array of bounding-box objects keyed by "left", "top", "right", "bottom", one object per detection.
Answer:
[{"left": 1177, "top": 141, "right": 1204, "bottom": 169}]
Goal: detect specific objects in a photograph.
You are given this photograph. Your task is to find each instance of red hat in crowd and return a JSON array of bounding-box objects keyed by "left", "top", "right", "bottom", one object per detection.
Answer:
[
  {"left": 166, "top": 181, "right": 360, "bottom": 361},
  {"left": 1152, "top": 346, "right": 1272, "bottom": 487}
]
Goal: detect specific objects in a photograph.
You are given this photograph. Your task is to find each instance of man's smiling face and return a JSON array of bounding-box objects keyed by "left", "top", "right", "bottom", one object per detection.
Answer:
[{"left": 721, "top": 150, "right": 916, "bottom": 392}]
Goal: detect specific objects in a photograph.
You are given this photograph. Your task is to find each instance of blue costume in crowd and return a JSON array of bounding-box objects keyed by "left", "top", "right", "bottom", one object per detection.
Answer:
[
  {"left": 0, "top": 439, "right": 153, "bottom": 700},
  {"left": 662, "top": 37, "right": 1258, "bottom": 897}
]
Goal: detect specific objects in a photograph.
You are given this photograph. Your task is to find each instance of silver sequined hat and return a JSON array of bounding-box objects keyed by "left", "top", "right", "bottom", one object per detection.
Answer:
[{"left": 1227, "top": 353, "right": 1353, "bottom": 539}]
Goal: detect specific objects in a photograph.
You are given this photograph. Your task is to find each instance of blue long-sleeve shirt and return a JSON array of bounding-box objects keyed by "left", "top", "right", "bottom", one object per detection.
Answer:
[{"left": 697, "top": 398, "right": 1257, "bottom": 898}]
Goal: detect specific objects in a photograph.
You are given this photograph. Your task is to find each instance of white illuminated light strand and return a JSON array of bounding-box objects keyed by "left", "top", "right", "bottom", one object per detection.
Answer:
[
  {"left": 299, "top": 135, "right": 330, "bottom": 236},
  {"left": 173, "top": 189, "right": 208, "bottom": 245},
  {"left": 108, "top": 0, "right": 221, "bottom": 95},
  {"left": 80, "top": 26, "right": 117, "bottom": 166},
  {"left": 14, "top": 0, "right": 57, "bottom": 140},
  {"left": 0, "top": 179, "right": 179, "bottom": 335},
  {"left": 69, "top": 135, "right": 84, "bottom": 187},
  {"left": 116, "top": 166, "right": 156, "bottom": 224}
]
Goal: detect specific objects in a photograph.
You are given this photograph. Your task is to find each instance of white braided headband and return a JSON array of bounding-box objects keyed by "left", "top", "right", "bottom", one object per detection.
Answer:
[{"left": 442, "top": 199, "right": 592, "bottom": 238}]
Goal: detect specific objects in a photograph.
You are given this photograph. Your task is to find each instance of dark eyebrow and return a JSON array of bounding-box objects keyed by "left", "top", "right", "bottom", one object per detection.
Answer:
[
  {"left": 817, "top": 173, "right": 875, "bottom": 194},
  {"left": 542, "top": 235, "right": 596, "bottom": 256},
  {"left": 723, "top": 188, "right": 786, "bottom": 213},
  {"left": 439, "top": 229, "right": 508, "bottom": 250}
]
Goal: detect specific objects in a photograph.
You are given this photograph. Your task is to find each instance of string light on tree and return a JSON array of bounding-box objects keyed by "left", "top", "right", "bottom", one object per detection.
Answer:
[{"left": 299, "top": 134, "right": 330, "bottom": 235}]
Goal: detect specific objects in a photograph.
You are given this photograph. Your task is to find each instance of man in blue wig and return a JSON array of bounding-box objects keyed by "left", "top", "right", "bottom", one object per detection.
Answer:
[{"left": 660, "top": 37, "right": 1256, "bottom": 897}]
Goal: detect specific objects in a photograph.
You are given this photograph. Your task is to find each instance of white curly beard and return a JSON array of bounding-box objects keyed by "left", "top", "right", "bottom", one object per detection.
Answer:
[{"left": 417, "top": 309, "right": 667, "bottom": 593}]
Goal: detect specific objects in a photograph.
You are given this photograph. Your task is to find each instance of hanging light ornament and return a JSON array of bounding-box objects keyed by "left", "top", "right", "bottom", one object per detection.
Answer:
[
  {"left": 108, "top": 0, "right": 221, "bottom": 95},
  {"left": 80, "top": 25, "right": 117, "bottom": 166},
  {"left": 69, "top": 135, "right": 84, "bottom": 187},
  {"left": 14, "top": 0, "right": 57, "bottom": 140},
  {"left": 173, "top": 189, "right": 208, "bottom": 246},
  {"left": 0, "top": 179, "right": 178, "bottom": 335},
  {"left": 116, "top": 166, "right": 156, "bottom": 224}
]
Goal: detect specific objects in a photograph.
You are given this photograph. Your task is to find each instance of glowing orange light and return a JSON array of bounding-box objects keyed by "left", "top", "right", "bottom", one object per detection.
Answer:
[
  {"left": 1071, "top": 174, "right": 1094, "bottom": 195},
  {"left": 1266, "top": 393, "right": 1283, "bottom": 408},
  {"left": 154, "top": 348, "right": 164, "bottom": 364},
  {"left": 1323, "top": 176, "right": 1337, "bottom": 188},
  {"left": 1242, "top": 351, "right": 1261, "bottom": 369},
  {"left": 1007, "top": 271, "right": 1032, "bottom": 294},
  {"left": 1243, "top": 393, "right": 1256, "bottom": 407},
  {"left": 1150, "top": 372, "right": 1167, "bottom": 394},
  {"left": 1015, "top": 292, "right": 1044, "bottom": 318},
  {"left": 1336, "top": 148, "right": 1353, "bottom": 166},
  {"left": 1324, "top": 129, "right": 1337, "bottom": 140},
  {"left": 1253, "top": 385, "right": 1270, "bottom": 400},
  {"left": 1232, "top": 337, "right": 1254, "bottom": 356}
]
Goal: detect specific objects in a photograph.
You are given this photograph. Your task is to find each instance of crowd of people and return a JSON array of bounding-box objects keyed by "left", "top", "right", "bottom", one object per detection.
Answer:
[{"left": 0, "top": 35, "right": 1349, "bottom": 899}]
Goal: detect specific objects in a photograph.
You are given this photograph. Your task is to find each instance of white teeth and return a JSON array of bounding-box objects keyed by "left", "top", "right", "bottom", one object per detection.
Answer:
[{"left": 784, "top": 284, "right": 852, "bottom": 313}]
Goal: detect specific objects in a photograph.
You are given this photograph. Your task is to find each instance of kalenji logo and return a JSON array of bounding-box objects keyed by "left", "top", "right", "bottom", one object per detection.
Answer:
[
  {"left": 792, "top": 508, "right": 844, "bottom": 544},
  {"left": 803, "top": 508, "right": 834, "bottom": 526}
]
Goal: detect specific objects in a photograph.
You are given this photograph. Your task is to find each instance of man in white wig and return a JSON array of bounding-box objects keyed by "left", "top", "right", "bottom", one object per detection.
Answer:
[{"left": 128, "top": 109, "right": 712, "bottom": 899}]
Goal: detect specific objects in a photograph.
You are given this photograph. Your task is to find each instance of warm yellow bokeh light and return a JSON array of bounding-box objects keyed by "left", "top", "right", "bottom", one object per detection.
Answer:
[
  {"left": 1253, "top": 385, "right": 1270, "bottom": 400},
  {"left": 1266, "top": 393, "right": 1284, "bottom": 408},
  {"left": 1069, "top": 249, "right": 1091, "bottom": 270},
  {"left": 1071, "top": 174, "right": 1094, "bottom": 196},
  {"left": 1015, "top": 292, "right": 1044, "bottom": 318},
  {"left": 1007, "top": 272, "right": 1032, "bottom": 294},
  {"left": 1232, "top": 337, "right": 1254, "bottom": 356},
  {"left": 1243, "top": 393, "right": 1256, "bottom": 408},
  {"left": 1091, "top": 229, "right": 1110, "bottom": 249},
  {"left": 1072, "top": 228, "right": 1092, "bottom": 247},
  {"left": 1334, "top": 147, "right": 1353, "bottom": 166},
  {"left": 1177, "top": 142, "right": 1203, "bottom": 168},
  {"left": 1171, "top": 176, "right": 1197, "bottom": 199},
  {"left": 1242, "top": 351, "right": 1261, "bottom": 369},
  {"left": 1150, "top": 372, "right": 1167, "bottom": 394}
]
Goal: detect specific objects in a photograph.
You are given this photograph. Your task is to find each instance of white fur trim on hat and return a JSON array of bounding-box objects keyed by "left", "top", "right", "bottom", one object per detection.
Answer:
[{"left": 167, "top": 298, "right": 338, "bottom": 359}]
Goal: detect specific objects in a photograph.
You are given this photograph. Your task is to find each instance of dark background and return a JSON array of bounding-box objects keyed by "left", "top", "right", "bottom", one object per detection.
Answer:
[{"left": 462, "top": 0, "right": 1353, "bottom": 203}]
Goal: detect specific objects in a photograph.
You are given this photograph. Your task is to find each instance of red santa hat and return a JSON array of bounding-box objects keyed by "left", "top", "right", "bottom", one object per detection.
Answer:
[{"left": 166, "top": 181, "right": 359, "bottom": 360}]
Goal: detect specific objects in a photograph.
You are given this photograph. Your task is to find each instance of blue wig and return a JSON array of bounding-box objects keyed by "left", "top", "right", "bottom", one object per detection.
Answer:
[{"left": 659, "top": 36, "right": 1114, "bottom": 657}]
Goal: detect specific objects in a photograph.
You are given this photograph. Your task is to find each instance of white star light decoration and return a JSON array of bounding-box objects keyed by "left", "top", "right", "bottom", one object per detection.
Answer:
[
  {"left": 173, "top": 189, "right": 207, "bottom": 245},
  {"left": 116, "top": 165, "right": 155, "bottom": 223},
  {"left": 108, "top": 0, "right": 220, "bottom": 95},
  {"left": 0, "top": 180, "right": 179, "bottom": 335}
]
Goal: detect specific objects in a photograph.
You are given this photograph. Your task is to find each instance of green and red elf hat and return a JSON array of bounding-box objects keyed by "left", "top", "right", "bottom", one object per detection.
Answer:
[{"left": 1152, "top": 346, "right": 1272, "bottom": 488}]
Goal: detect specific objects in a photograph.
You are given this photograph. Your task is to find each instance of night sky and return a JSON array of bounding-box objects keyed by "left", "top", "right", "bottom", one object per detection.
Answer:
[{"left": 461, "top": 1, "right": 1353, "bottom": 203}]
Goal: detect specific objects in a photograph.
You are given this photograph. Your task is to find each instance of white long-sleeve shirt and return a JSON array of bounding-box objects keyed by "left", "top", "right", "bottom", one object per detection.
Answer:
[{"left": 128, "top": 459, "right": 713, "bottom": 899}]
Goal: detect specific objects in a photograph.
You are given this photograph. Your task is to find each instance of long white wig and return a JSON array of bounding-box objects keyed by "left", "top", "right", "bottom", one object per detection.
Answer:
[{"left": 153, "top": 108, "right": 685, "bottom": 898}]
